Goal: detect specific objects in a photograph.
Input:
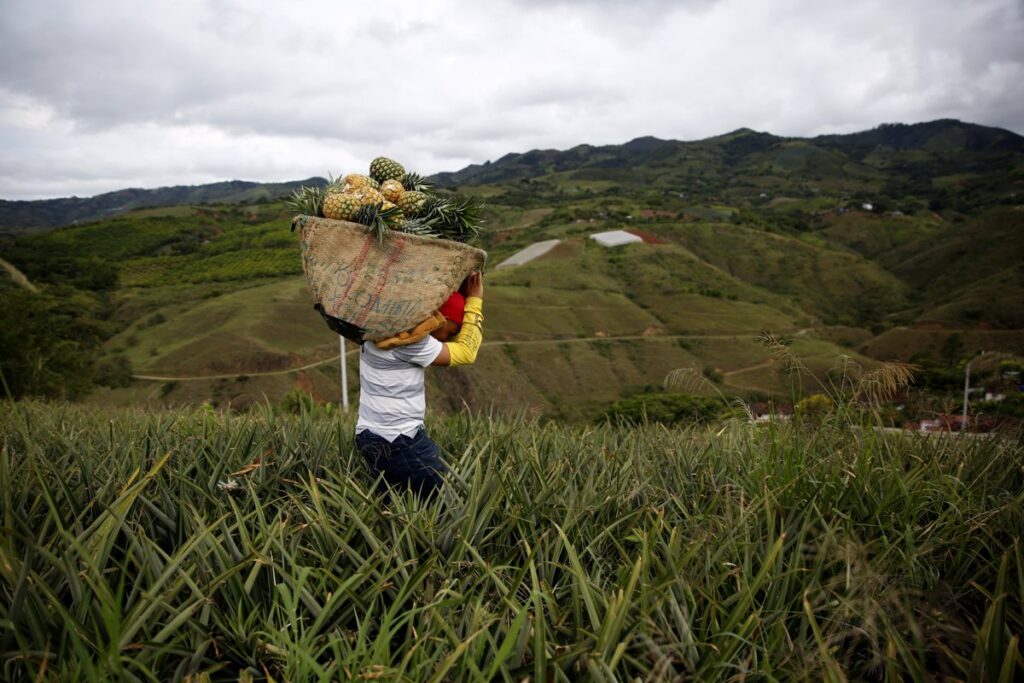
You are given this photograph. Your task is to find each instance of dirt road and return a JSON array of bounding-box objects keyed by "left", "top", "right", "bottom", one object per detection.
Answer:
[{"left": 132, "top": 330, "right": 801, "bottom": 382}]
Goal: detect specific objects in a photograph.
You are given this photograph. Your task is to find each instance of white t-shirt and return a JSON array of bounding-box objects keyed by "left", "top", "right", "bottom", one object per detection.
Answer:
[{"left": 356, "top": 335, "right": 444, "bottom": 441}]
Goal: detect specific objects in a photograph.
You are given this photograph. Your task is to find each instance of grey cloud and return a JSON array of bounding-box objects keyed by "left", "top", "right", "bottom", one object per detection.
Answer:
[
  {"left": 0, "top": 7, "right": 238, "bottom": 130},
  {"left": 493, "top": 79, "right": 617, "bottom": 109},
  {"left": 1, "top": 0, "right": 1022, "bottom": 199},
  {"left": 509, "top": 0, "right": 720, "bottom": 10}
]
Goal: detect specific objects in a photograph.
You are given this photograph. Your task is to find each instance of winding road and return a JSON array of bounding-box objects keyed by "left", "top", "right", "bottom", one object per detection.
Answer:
[{"left": 131, "top": 330, "right": 808, "bottom": 382}]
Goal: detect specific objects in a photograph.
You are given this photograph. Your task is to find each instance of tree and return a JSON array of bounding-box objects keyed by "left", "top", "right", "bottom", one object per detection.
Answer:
[
  {"left": 941, "top": 333, "right": 966, "bottom": 365},
  {"left": 0, "top": 285, "right": 108, "bottom": 399}
]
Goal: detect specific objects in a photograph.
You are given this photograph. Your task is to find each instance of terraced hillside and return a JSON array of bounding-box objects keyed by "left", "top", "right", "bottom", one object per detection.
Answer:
[{"left": 2, "top": 119, "right": 1022, "bottom": 417}]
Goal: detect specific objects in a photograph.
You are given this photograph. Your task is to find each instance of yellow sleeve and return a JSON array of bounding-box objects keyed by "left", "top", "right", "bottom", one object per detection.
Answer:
[{"left": 445, "top": 296, "right": 484, "bottom": 367}]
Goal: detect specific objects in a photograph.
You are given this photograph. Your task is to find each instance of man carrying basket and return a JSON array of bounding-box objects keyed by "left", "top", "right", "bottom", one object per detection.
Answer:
[{"left": 354, "top": 271, "right": 484, "bottom": 499}]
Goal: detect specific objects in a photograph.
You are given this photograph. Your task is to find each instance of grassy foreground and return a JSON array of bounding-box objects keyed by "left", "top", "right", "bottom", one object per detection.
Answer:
[{"left": 1, "top": 404, "right": 1022, "bottom": 681}]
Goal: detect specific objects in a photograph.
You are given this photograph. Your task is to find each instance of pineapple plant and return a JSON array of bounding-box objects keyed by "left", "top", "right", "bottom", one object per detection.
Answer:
[{"left": 369, "top": 156, "right": 405, "bottom": 183}]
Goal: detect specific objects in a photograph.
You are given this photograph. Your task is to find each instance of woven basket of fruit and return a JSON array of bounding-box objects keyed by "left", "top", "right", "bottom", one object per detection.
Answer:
[{"left": 288, "top": 156, "right": 487, "bottom": 342}]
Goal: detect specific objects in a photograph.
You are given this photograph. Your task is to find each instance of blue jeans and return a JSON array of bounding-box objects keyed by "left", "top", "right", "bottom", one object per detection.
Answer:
[{"left": 355, "top": 428, "right": 448, "bottom": 499}]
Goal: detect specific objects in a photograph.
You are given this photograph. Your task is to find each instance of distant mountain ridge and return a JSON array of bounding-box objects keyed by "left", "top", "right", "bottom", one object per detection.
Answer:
[
  {"left": 432, "top": 119, "right": 1024, "bottom": 188},
  {"left": 0, "top": 177, "right": 328, "bottom": 235},
  {"left": 1, "top": 118, "right": 1021, "bottom": 234}
]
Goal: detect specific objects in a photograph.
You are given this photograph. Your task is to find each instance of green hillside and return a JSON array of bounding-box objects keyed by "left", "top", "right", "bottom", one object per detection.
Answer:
[
  {"left": 2, "top": 119, "right": 1022, "bottom": 415},
  {"left": 0, "top": 178, "right": 327, "bottom": 235}
]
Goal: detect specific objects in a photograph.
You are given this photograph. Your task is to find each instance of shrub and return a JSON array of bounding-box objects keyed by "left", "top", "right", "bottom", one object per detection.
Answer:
[
  {"left": 94, "top": 356, "right": 133, "bottom": 388},
  {"left": 601, "top": 392, "right": 727, "bottom": 425},
  {"left": 279, "top": 388, "right": 319, "bottom": 414},
  {"left": 979, "top": 393, "right": 1024, "bottom": 419},
  {"left": 702, "top": 366, "right": 724, "bottom": 384},
  {"left": 140, "top": 312, "right": 166, "bottom": 328},
  {"left": 795, "top": 393, "right": 833, "bottom": 421}
]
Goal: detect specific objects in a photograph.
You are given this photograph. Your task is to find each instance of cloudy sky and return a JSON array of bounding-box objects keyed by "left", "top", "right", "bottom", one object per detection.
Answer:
[{"left": 1, "top": 0, "right": 1022, "bottom": 200}]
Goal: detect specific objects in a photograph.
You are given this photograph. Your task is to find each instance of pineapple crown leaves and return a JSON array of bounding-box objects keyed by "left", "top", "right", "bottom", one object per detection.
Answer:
[
  {"left": 400, "top": 171, "right": 432, "bottom": 193},
  {"left": 287, "top": 172, "right": 344, "bottom": 220},
  {"left": 420, "top": 194, "right": 485, "bottom": 243},
  {"left": 286, "top": 183, "right": 326, "bottom": 225},
  {"left": 353, "top": 202, "right": 403, "bottom": 244},
  {"left": 321, "top": 172, "right": 347, "bottom": 194},
  {"left": 399, "top": 217, "right": 442, "bottom": 239}
]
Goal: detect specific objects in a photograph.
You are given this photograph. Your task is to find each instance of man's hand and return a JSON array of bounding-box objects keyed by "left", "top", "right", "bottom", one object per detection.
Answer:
[{"left": 465, "top": 271, "right": 483, "bottom": 298}]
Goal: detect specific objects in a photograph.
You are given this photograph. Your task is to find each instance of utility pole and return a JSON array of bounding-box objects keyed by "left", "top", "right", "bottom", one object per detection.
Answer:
[
  {"left": 962, "top": 350, "right": 1010, "bottom": 432},
  {"left": 962, "top": 354, "right": 975, "bottom": 431},
  {"left": 339, "top": 337, "right": 349, "bottom": 412}
]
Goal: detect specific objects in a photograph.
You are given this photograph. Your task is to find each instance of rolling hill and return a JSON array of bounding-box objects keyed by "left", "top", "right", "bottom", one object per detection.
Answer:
[
  {"left": 2, "top": 119, "right": 1022, "bottom": 417},
  {"left": 0, "top": 177, "right": 328, "bottom": 235}
]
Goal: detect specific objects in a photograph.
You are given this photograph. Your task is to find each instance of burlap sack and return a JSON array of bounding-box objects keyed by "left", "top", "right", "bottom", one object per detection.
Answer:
[{"left": 294, "top": 215, "right": 487, "bottom": 342}]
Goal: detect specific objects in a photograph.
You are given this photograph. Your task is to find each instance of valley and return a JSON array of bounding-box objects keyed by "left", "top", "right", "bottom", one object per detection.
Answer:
[{"left": 2, "top": 119, "right": 1022, "bottom": 420}]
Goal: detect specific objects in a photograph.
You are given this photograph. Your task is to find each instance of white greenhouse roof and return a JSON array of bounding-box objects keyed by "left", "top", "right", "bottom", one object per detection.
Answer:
[
  {"left": 589, "top": 230, "right": 643, "bottom": 248},
  {"left": 495, "top": 239, "right": 561, "bottom": 268}
]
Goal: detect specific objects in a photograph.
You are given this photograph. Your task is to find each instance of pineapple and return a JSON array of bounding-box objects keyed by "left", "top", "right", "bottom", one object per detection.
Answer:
[
  {"left": 342, "top": 174, "right": 379, "bottom": 191},
  {"left": 396, "top": 190, "right": 428, "bottom": 217},
  {"left": 380, "top": 179, "right": 404, "bottom": 203},
  {"left": 322, "top": 190, "right": 361, "bottom": 221},
  {"left": 381, "top": 200, "right": 405, "bottom": 226},
  {"left": 369, "top": 156, "right": 405, "bottom": 183},
  {"left": 348, "top": 186, "right": 385, "bottom": 207},
  {"left": 299, "top": 163, "right": 484, "bottom": 243}
]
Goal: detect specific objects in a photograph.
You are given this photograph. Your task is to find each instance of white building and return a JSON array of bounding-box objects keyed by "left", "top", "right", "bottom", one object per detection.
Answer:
[
  {"left": 589, "top": 230, "right": 643, "bottom": 248},
  {"left": 495, "top": 239, "right": 561, "bottom": 268}
]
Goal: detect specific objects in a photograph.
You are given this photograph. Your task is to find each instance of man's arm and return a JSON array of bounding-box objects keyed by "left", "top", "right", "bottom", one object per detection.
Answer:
[
  {"left": 433, "top": 344, "right": 451, "bottom": 366},
  {"left": 432, "top": 273, "right": 483, "bottom": 367}
]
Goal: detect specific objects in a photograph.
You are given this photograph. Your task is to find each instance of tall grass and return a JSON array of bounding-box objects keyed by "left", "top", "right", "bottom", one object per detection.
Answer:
[{"left": 1, "top": 401, "right": 1021, "bottom": 681}]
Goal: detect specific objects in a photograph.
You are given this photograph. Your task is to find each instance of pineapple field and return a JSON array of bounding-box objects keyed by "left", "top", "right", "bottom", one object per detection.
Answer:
[{"left": 1, "top": 401, "right": 1022, "bottom": 681}]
